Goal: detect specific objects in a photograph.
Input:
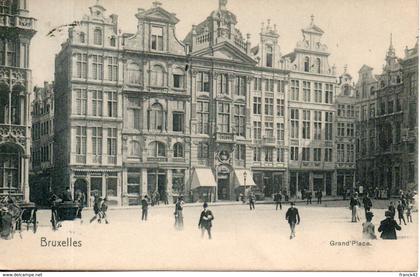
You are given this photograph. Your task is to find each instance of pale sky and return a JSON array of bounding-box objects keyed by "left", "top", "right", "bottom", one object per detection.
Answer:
[{"left": 29, "top": 0, "right": 418, "bottom": 87}]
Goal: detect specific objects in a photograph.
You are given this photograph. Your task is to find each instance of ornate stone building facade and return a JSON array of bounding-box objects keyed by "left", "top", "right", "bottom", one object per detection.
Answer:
[
  {"left": 29, "top": 81, "right": 54, "bottom": 204},
  {"left": 0, "top": 0, "right": 36, "bottom": 201},
  {"left": 53, "top": 0, "right": 369, "bottom": 205},
  {"left": 355, "top": 37, "right": 418, "bottom": 196}
]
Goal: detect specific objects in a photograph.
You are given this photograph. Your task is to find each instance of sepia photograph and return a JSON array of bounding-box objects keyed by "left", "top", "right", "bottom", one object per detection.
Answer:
[{"left": 0, "top": 0, "right": 418, "bottom": 273}]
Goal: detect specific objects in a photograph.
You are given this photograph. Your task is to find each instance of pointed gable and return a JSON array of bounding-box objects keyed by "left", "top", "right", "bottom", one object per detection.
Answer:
[
  {"left": 136, "top": 2, "right": 179, "bottom": 24},
  {"left": 192, "top": 41, "right": 257, "bottom": 65}
]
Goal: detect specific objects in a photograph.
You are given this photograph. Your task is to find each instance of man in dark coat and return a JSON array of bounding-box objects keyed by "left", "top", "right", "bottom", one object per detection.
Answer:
[
  {"left": 0, "top": 206, "right": 12, "bottom": 240},
  {"left": 316, "top": 190, "right": 323, "bottom": 204},
  {"left": 274, "top": 192, "right": 282, "bottom": 210},
  {"left": 141, "top": 195, "right": 149, "bottom": 221},
  {"left": 249, "top": 191, "right": 256, "bottom": 210},
  {"left": 285, "top": 202, "right": 300, "bottom": 239},
  {"left": 388, "top": 201, "right": 396, "bottom": 219},
  {"left": 362, "top": 194, "right": 373, "bottom": 219},
  {"left": 62, "top": 187, "right": 73, "bottom": 202},
  {"left": 378, "top": 210, "right": 402, "bottom": 239},
  {"left": 198, "top": 202, "right": 214, "bottom": 239},
  {"left": 306, "top": 191, "right": 312, "bottom": 205}
]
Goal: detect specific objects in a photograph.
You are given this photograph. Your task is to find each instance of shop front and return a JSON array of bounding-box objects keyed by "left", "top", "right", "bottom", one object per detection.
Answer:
[{"left": 190, "top": 168, "right": 217, "bottom": 202}]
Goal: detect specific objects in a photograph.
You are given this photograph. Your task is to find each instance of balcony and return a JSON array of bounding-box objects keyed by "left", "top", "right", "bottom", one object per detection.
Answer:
[
  {"left": 0, "top": 124, "right": 26, "bottom": 143},
  {"left": 262, "top": 137, "right": 276, "bottom": 146},
  {"left": 147, "top": 157, "right": 168, "bottom": 162},
  {"left": 216, "top": 132, "right": 234, "bottom": 142},
  {"left": 0, "top": 15, "right": 36, "bottom": 31}
]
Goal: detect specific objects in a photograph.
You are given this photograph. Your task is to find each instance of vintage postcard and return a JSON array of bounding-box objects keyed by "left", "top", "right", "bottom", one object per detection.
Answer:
[{"left": 0, "top": 0, "right": 418, "bottom": 272}]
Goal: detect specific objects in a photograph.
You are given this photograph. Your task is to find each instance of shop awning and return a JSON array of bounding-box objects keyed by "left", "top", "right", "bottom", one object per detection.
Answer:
[
  {"left": 234, "top": 170, "right": 256, "bottom": 187},
  {"left": 191, "top": 168, "right": 217, "bottom": 189}
]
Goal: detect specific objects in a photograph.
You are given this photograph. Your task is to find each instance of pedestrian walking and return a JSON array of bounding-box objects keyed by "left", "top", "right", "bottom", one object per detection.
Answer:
[
  {"left": 362, "top": 211, "right": 377, "bottom": 239},
  {"left": 89, "top": 195, "right": 102, "bottom": 224},
  {"left": 249, "top": 191, "right": 255, "bottom": 210},
  {"left": 388, "top": 201, "right": 396, "bottom": 219},
  {"left": 141, "top": 195, "right": 149, "bottom": 221},
  {"left": 362, "top": 194, "right": 373, "bottom": 219},
  {"left": 198, "top": 202, "right": 214, "bottom": 239},
  {"left": 163, "top": 191, "right": 169, "bottom": 205},
  {"left": 154, "top": 190, "right": 160, "bottom": 206},
  {"left": 306, "top": 191, "right": 312, "bottom": 205},
  {"left": 378, "top": 210, "right": 402, "bottom": 240},
  {"left": 397, "top": 200, "right": 407, "bottom": 225},
  {"left": 316, "top": 190, "right": 322, "bottom": 204},
  {"left": 406, "top": 204, "right": 413, "bottom": 223},
  {"left": 285, "top": 202, "right": 300, "bottom": 239},
  {"left": 99, "top": 197, "right": 109, "bottom": 224},
  {"left": 74, "top": 190, "right": 85, "bottom": 219},
  {"left": 174, "top": 196, "right": 184, "bottom": 230},
  {"left": 274, "top": 192, "right": 282, "bottom": 210},
  {"left": 350, "top": 194, "right": 358, "bottom": 222}
]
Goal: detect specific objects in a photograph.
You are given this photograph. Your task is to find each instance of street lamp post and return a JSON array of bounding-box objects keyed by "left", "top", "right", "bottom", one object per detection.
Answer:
[{"left": 243, "top": 171, "right": 247, "bottom": 195}]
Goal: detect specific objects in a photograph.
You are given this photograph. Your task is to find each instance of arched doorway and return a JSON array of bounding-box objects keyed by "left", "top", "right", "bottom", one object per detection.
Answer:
[{"left": 74, "top": 178, "right": 88, "bottom": 207}]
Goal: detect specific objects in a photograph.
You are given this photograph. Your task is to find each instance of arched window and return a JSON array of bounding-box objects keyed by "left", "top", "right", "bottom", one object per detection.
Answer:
[
  {"left": 151, "top": 64, "right": 165, "bottom": 87},
  {"left": 315, "top": 58, "right": 321, "bottom": 73},
  {"left": 266, "top": 45, "right": 273, "bottom": 67},
  {"left": 93, "top": 28, "right": 102, "bottom": 45},
  {"left": 127, "top": 63, "right": 141, "bottom": 84},
  {"left": 0, "top": 84, "right": 7, "bottom": 124},
  {"left": 148, "top": 103, "right": 164, "bottom": 131},
  {"left": 304, "top": 56, "right": 310, "bottom": 72},
  {"left": 370, "top": 86, "right": 375, "bottom": 95},
  {"left": 130, "top": 141, "right": 140, "bottom": 156},
  {"left": 173, "top": 142, "right": 184, "bottom": 158},
  {"left": 172, "top": 67, "right": 184, "bottom": 88},
  {"left": 148, "top": 141, "right": 166, "bottom": 157},
  {"left": 11, "top": 85, "right": 23, "bottom": 125},
  {"left": 343, "top": 85, "right": 350, "bottom": 96},
  {"left": 110, "top": 36, "right": 116, "bottom": 47},
  {"left": 79, "top": 32, "right": 85, "bottom": 43}
]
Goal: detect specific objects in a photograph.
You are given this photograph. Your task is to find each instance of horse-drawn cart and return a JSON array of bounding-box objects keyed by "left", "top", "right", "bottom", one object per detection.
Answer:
[
  {"left": 16, "top": 202, "right": 38, "bottom": 234},
  {"left": 51, "top": 201, "right": 81, "bottom": 230}
]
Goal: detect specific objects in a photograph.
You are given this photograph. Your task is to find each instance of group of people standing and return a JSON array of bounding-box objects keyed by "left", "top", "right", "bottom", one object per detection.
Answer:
[
  {"left": 140, "top": 194, "right": 214, "bottom": 239},
  {"left": 354, "top": 190, "right": 416, "bottom": 240}
]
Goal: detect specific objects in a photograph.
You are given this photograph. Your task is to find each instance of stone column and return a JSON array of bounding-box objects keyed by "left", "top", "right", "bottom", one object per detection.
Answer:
[
  {"left": 23, "top": 155, "right": 30, "bottom": 202},
  {"left": 141, "top": 168, "right": 148, "bottom": 197}
]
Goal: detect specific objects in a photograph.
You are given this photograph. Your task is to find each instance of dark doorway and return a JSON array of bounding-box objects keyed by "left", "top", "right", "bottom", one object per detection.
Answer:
[
  {"left": 314, "top": 178, "right": 324, "bottom": 192},
  {"left": 217, "top": 173, "right": 229, "bottom": 200},
  {"left": 74, "top": 179, "right": 88, "bottom": 206}
]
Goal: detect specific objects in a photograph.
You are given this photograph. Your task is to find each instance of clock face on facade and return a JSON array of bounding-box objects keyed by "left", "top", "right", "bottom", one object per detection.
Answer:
[{"left": 218, "top": 150, "right": 230, "bottom": 161}]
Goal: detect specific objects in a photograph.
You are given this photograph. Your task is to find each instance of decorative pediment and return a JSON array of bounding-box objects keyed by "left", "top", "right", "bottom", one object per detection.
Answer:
[
  {"left": 215, "top": 94, "right": 233, "bottom": 102},
  {"left": 136, "top": 7, "right": 179, "bottom": 24},
  {"left": 193, "top": 41, "right": 256, "bottom": 65}
]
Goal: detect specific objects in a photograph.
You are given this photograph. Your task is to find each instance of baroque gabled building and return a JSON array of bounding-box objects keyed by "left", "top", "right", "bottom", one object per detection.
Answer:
[
  {"left": 283, "top": 16, "right": 338, "bottom": 198},
  {"left": 0, "top": 0, "right": 36, "bottom": 201},
  {"left": 53, "top": 0, "right": 361, "bottom": 205}
]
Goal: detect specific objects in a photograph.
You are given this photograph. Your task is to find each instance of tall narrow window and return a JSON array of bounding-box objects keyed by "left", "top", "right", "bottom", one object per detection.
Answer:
[
  {"left": 149, "top": 103, "right": 164, "bottom": 131},
  {"left": 198, "top": 142, "right": 209, "bottom": 159},
  {"left": 0, "top": 39, "right": 5, "bottom": 65},
  {"left": 151, "top": 26, "right": 164, "bottom": 51},
  {"left": 197, "top": 100, "right": 209, "bottom": 134},
  {"left": 290, "top": 109, "right": 299, "bottom": 139},
  {"left": 107, "top": 91, "right": 117, "bottom": 117},
  {"left": 107, "top": 128, "right": 117, "bottom": 164},
  {"left": 172, "top": 112, "right": 184, "bottom": 132},
  {"left": 151, "top": 65, "right": 165, "bottom": 87},
  {"left": 92, "top": 55, "right": 103, "bottom": 80},
  {"left": 304, "top": 56, "right": 310, "bottom": 72},
  {"left": 217, "top": 102, "right": 230, "bottom": 133},
  {"left": 79, "top": 32, "right": 85, "bottom": 43},
  {"left": 107, "top": 57, "right": 118, "bottom": 81},
  {"left": 92, "top": 127, "right": 102, "bottom": 163},
  {"left": 75, "top": 126, "right": 87, "bottom": 163},
  {"left": 276, "top": 123, "right": 284, "bottom": 141},
  {"left": 290, "top": 80, "right": 299, "bottom": 101},
  {"left": 93, "top": 28, "right": 102, "bottom": 45},
  {"left": 253, "top": 97, "right": 261, "bottom": 114},
  {"left": 302, "top": 110, "right": 310, "bottom": 139},
  {"left": 235, "top": 76, "right": 246, "bottom": 96},
  {"left": 75, "top": 89, "right": 87, "bottom": 115},
  {"left": 314, "top": 82, "right": 322, "bottom": 103},
  {"left": 325, "top": 84, "right": 333, "bottom": 104},
  {"left": 110, "top": 36, "right": 116, "bottom": 47},
  {"left": 325, "top": 112, "right": 333, "bottom": 140},
  {"left": 276, "top": 99, "right": 284, "bottom": 116},
  {"left": 234, "top": 104, "right": 245, "bottom": 137},
  {"left": 197, "top": 72, "right": 210, "bottom": 92},
  {"left": 11, "top": 88, "right": 20, "bottom": 125},
  {"left": 217, "top": 73, "right": 229, "bottom": 94},
  {"left": 253, "top": 121, "right": 261, "bottom": 140},
  {"left": 173, "top": 143, "right": 184, "bottom": 158},
  {"left": 75, "top": 53, "right": 87, "bottom": 78},
  {"left": 91, "top": 90, "right": 103, "bottom": 116},
  {"left": 264, "top": 97, "right": 273, "bottom": 115},
  {"left": 6, "top": 40, "right": 16, "bottom": 67},
  {"left": 315, "top": 58, "right": 321, "bottom": 73},
  {"left": 266, "top": 45, "right": 273, "bottom": 67},
  {"left": 303, "top": 81, "right": 311, "bottom": 102}
]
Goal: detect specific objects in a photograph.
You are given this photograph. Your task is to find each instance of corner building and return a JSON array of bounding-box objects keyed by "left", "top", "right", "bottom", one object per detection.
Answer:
[{"left": 0, "top": 0, "right": 36, "bottom": 201}]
